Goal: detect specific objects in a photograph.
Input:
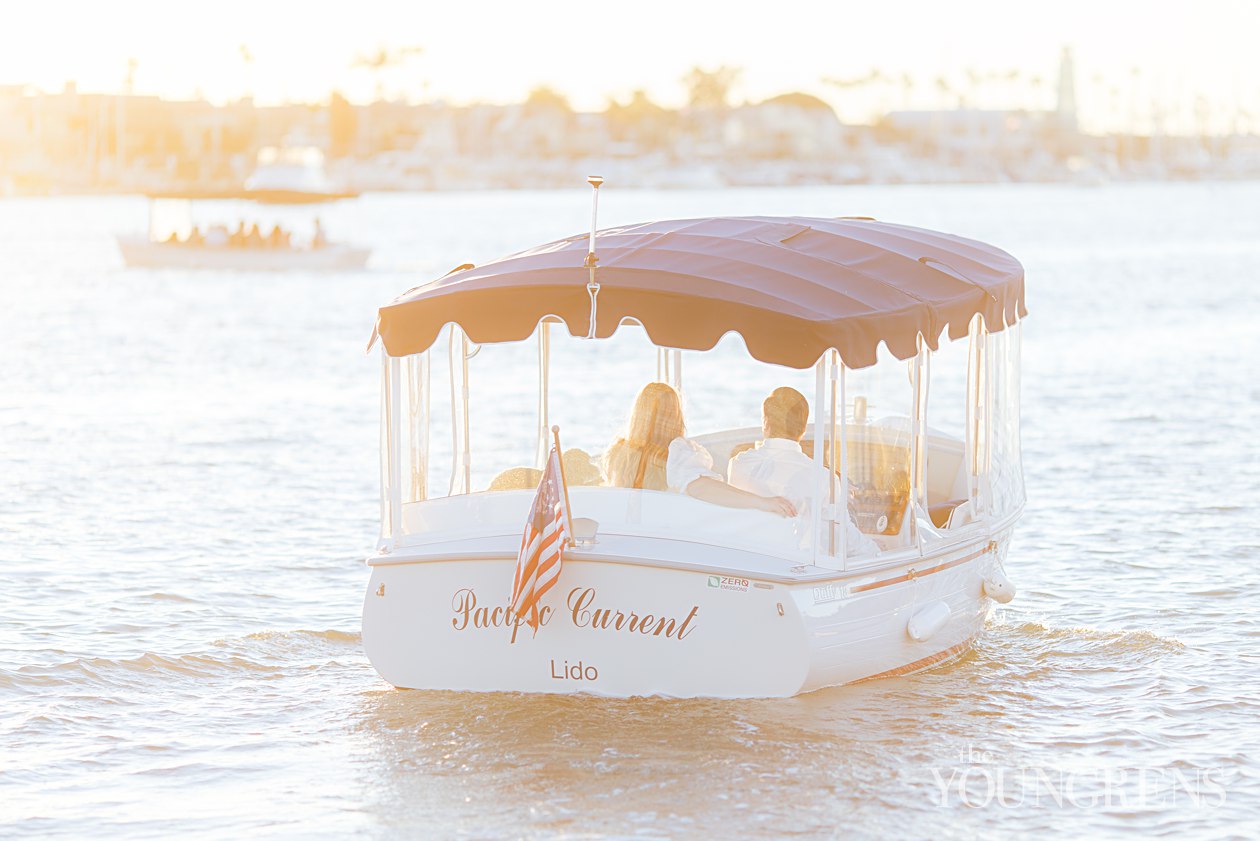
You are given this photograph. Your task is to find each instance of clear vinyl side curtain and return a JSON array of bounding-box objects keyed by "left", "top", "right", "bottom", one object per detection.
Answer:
[
  {"left": 987, "top": 321, "right": 1025, "bottom": 517},
  {"left": 381, "top": 349, "right": 430, "bottom": 543},
  {"left": 379, "top": 352, "right": 389, "bottom": 542},
  {"left": 406, "top": 351, "right": 430, "bottom": 505}
]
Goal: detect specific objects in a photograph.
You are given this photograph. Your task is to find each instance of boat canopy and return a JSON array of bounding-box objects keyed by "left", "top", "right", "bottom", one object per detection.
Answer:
[{"left": 373, "top": 216, "right": 1026, "bottom": 370}]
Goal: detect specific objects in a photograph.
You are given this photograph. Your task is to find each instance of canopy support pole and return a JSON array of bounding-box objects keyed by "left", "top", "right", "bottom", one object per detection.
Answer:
[
  {"left": 837, "top": 351, "right": 849, "bottom": 566},
  {"left": 537, "top": 321, "right": 551, "bottom": 469},
  {"left": 421, "top": 350, "right": 430, "bottom": 502},
  {"left": 654, "top": 348, "right": 682, "bottom": 392},
  {"left": 461, "top": 333, "right": 472, "bottom": 494},
  {"left": 448, "top": 327, "right": 472, "bottom": 496},
  {"left": 910, "top": 336, "right": 930, "bottom": 548},
  {"left": 971, "top": 319, "right": 992, "bottom": 514},
  {"left": 812, "top": 356, "right": 831, "bottom": 569},
  {"left": 984, "top": 326, "right": 995, "bottom": 491},
  {"left": 828, "top": 350, "right": 839, "bottom": 561},
  {"left": 966, "top": 316, "right": 982, "bottom": 507}
]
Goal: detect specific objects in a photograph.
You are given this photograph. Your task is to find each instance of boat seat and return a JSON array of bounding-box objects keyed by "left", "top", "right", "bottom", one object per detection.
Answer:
[
  {"left": 945, "top": 500, "right": 974, "bottom": 529},
  {"left": 929, "top": 499, "right": 968, "bottom": 529},
  {"left": 488, "top": 467, "right": 541, "bottom": 491},
  {"left": 486, "top": 449, "right": 605, "bottom": 492},
  {"left": 561, "top": 449, "right": 604, "bottom": 486}
]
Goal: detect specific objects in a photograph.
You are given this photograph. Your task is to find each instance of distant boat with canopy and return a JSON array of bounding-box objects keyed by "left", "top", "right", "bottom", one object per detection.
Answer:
[
  {"left": 362, "top": 179, "right": 1026, "bottom": 698},
  {"left": 116, "top": 147, "right": 368, "bottom": 271}
]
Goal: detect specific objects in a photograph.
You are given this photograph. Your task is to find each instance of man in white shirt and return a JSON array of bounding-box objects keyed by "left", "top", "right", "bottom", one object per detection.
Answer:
[{"left": 727, "top": 387, "right": 878, "bottom": 557}]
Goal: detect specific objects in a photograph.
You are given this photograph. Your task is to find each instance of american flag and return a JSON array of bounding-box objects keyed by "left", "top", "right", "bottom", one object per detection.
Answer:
[{"left": 509, "top": 445, "right": 570, "bottom": 631}]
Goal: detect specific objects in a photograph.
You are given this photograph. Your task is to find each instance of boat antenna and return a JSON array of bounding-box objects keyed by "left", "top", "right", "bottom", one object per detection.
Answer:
[{"left": 584, "top": 175, "right": 604, "bottom": 339}]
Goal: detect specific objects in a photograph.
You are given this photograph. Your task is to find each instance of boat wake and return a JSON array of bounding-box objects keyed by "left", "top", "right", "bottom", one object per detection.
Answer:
[
  {"left": 994, "top": 617, "right": 1184, "bottom": 651},
  {"left": 968, "top": 615, "right": 1187, "bottom": 679},
  {"left": 0, "top": 629, "right": 363, "bottom": 691}
]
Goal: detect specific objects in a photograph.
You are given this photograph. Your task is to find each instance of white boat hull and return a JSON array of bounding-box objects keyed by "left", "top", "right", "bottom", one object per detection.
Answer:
[
  {"left": 116, "top": 237, "right": 369, "bottom": 271},
  {"left": 362, "top": 530, "right": 1013, "bottom": 698}
]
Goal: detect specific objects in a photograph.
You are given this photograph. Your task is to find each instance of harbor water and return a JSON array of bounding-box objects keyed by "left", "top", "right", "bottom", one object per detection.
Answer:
[{"left": 2, "top": 183, "right": 1259, "bottom": 839}]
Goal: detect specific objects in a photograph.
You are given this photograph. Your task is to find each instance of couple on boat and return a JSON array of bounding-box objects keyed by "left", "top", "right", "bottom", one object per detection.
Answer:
[{"left": 605, "top": 383, "right": 875, "bottom": 554}]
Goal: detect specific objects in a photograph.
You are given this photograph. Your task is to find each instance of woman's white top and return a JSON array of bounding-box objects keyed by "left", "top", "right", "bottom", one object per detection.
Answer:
[{"left": 665, "top": 437, "right": 721, "bottom": 493}]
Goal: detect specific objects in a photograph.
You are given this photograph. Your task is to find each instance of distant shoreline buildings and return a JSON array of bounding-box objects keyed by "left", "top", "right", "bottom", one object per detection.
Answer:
[{"left": 2, "top": 60, "right": 1258, "bottom": 196}]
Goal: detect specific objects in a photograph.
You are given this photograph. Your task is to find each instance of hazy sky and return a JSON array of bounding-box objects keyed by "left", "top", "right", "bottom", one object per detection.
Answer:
[{"left": 5, "top": 0, "right": 1258, "bottom": 133}]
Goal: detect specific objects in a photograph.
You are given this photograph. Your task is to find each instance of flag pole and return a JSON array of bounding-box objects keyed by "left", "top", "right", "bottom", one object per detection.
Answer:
[{"left": 551, "top": 425, "right": 575, "bottom": 543}]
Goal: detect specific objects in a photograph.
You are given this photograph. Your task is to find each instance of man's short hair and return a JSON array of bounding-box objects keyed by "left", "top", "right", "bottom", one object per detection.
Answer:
[{"left": 763, "top": 387, "right": 809, "bottom": 441}]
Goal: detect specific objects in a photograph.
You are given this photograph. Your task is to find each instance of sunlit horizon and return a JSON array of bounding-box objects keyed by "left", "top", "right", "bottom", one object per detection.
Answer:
[{"left": 5, "top": 0, "right": 1259, "bottom": 135}]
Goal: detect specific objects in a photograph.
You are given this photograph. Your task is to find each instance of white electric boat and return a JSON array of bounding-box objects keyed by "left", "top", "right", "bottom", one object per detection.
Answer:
[
  {"left": 362, "top": 183, "right": 1026, "bottom": 698},
  {"left": 117, "top": 236, "right": 369, "bottom": 271}
]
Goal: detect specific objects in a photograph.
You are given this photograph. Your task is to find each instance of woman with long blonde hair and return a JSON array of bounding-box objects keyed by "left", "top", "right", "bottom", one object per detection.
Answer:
[{"left": 605, "top": 383, "right": 796, "bottom": 517}]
